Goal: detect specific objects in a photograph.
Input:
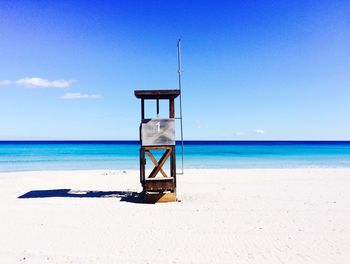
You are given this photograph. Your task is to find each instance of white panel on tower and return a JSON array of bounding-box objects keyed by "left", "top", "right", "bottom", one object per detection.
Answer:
[{"left": 141, "top": 118, "right": 175, "bottom": 146}]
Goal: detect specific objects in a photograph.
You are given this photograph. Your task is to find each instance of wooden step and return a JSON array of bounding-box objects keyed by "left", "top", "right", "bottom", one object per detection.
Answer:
[{"left": 144, "top": 177, "right": 174, "bottom": 192}]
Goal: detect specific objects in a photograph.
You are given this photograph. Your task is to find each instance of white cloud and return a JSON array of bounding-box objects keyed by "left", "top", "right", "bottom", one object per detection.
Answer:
[
  {"left": 235, "top": 132, "right": 243, "bottom": 136},
  {"left": 61, "top": 92, "right": 102, "bottom": 100},
  {"left": 255, "top": 129, "right": 265, "bottom": 134},
  {"left": 0, "top": 80, "right": 11, "bottom": 86},
  {"left": 15, "top": 77, "right": 74, "bottom": 88}
]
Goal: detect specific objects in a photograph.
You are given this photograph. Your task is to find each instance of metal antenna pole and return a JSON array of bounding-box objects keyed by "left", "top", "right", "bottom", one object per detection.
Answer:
[{"left": 177, "top": 39, "right": 184, "bottom": 174}]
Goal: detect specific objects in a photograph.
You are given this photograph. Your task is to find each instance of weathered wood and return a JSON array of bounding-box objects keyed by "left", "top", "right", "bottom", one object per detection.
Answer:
[
  {"left": 135, "top": 89, "right": 180, "bottom": 100},
  {"left": 145, "top": 150, "right": 167, "bottom": 177},
  {"left": 145, "top": 177, "right": 174, "bottom": 181},
  {"left": 141, "top": 99, "right": 145, "bottom": 120},
  {"left": 149, "top": 149, "right": 172, "bottom": 178},
  {"left": 141, "top": 119, "right": 175, "bottom": 146},
  {"left": 143, "top": 191, "right": 176, "bottom": 203},
  {"left": 139, "top": 148, "right": 145, "bottom": 185},
  {"left": 144, "top": 178, "right": 174, "bottom": 191},
  {"left": 144, "top": 146, "right": 172, "bottom": 151},
  {"left": 156, "top": 99, "right": 159, "bottom": 116},
  {"left": 135, "top": 89, "right": 178, "bottom": 202},
  {"left": 169, "top": 98, "right": 175, "bottom": 118}
]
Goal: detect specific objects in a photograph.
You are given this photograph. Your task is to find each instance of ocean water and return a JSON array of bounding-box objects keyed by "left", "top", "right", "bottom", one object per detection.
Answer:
[{"left": 1, "top": 141, "right": 350, "bottom": 172}]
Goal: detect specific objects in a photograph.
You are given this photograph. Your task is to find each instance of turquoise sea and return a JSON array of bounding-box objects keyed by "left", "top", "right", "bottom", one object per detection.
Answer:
[{"left": 1, "top": 141, "right": 350, "bottom": 172}]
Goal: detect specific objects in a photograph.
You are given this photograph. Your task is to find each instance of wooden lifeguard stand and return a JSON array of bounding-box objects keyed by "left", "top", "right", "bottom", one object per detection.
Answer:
[{"left": 134, "top": 89, "right": 180, "bottom": 202}]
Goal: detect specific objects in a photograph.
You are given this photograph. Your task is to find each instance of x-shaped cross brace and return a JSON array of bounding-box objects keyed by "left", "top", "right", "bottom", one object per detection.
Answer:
[{"left": 145, "top": 148, "right": 172, "bottom": 178}]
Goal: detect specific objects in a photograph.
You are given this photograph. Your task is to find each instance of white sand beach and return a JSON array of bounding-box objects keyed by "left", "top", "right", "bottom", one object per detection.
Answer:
[{"left": 1, "top": 168, "right": 350, "bottom": 263}]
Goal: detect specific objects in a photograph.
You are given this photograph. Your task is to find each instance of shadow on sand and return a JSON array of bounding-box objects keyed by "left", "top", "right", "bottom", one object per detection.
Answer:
[{"left": 18, "top": 189, "right": 145, "bottom": 203}]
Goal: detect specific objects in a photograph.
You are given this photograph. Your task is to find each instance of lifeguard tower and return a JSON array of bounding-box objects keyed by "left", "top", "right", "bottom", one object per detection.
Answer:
[{"left": 134, "top": 89, "right": 180, "bottom": 202}]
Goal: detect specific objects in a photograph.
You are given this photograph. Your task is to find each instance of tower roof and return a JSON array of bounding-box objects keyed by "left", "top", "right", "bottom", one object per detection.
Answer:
[{"left": 134, "top": 89, "right": 180, "bottom": 100}]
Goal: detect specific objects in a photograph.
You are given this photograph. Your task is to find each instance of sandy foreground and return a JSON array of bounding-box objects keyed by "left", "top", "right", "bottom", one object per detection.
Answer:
[{"left": 0, "top": 168, "right": 350, "bottom": 263}]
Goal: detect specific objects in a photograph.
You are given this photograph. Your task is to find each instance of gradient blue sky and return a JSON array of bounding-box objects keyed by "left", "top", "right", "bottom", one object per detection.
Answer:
[{"left": 0, "top": 0, "right": 349, "bottom": 140}]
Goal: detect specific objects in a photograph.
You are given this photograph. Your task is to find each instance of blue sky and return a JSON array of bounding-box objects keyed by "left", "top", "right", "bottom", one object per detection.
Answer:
[{"left": 0, "top": 0, "right": 349, "bottom": 140}]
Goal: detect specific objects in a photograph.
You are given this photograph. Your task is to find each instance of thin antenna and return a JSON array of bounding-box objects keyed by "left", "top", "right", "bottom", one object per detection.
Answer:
[{"left": 177, "top": 39, "right": 185, "bottom": 174}]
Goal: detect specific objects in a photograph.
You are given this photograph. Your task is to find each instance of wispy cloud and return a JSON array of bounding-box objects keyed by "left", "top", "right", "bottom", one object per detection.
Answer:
[
  {"left": 61, "top": 92, "right": 102, "bottom": 100},
  {"left": 255, "top": 129, "right": 265, "bottom": 134},
  {"left": 0, "top": 80, "right": 11, "bottom": 86},
  {"left": 3, "top": 77, "right": 102, "bottom": 101},
  {"left": 235, "top": 132, "right": 243, "bottom": 136},
  {"left": 15, "top": 77, "right": 74, "bottom": 88}
]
